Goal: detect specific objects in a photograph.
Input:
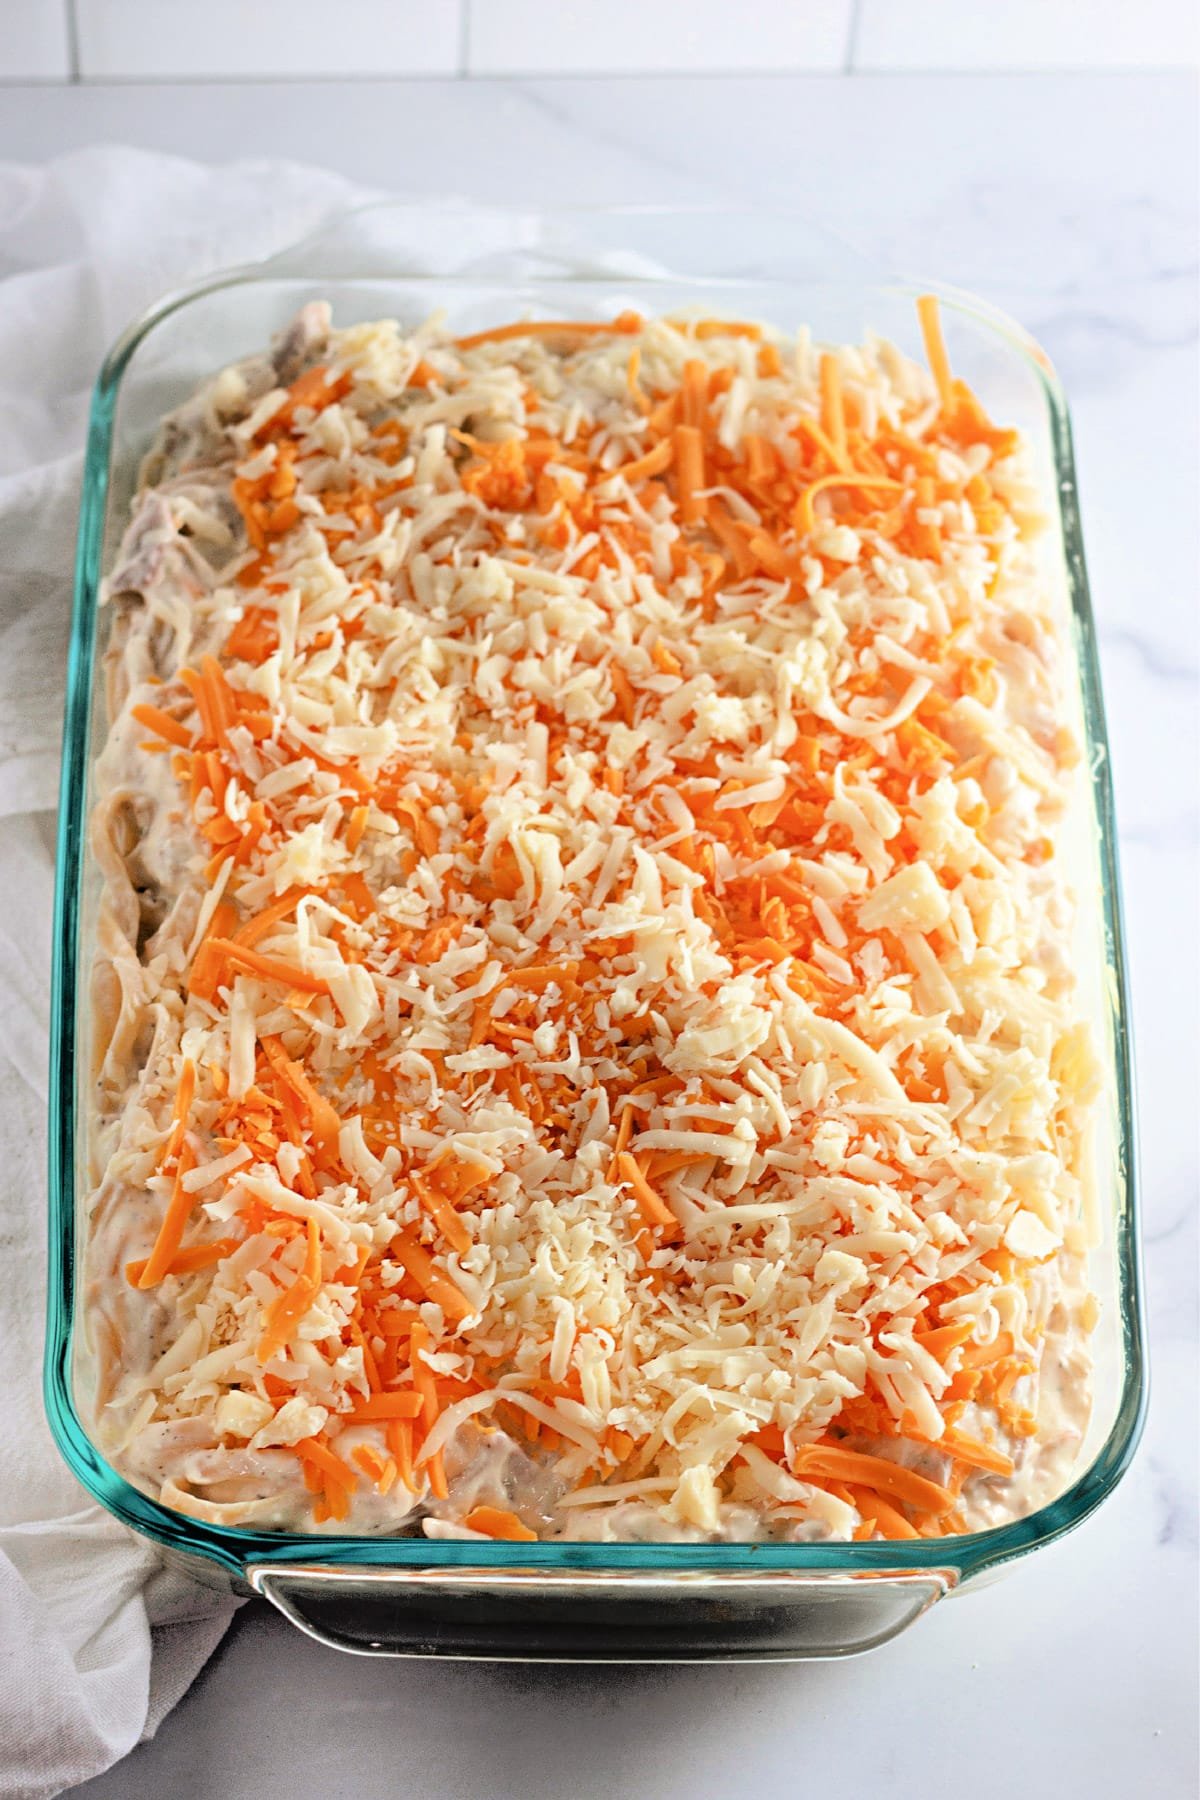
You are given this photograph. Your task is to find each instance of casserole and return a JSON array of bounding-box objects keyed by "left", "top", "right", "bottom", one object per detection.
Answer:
[{"left": 46, "top": 204, "right": 1146, "bottom": 1659}]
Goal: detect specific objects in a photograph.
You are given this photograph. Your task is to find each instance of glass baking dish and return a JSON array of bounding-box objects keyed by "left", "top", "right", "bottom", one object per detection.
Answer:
[{"left": 45, "top": 203, "right": 1147, "bottom": 1661}]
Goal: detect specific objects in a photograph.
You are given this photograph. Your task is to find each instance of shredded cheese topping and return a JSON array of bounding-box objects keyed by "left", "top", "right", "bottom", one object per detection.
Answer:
[{"left": 85, "top": 299, "right": 1097, "bottom": 1543}]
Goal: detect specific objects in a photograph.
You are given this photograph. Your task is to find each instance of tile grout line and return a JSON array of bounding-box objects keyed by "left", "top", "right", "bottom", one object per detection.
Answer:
[
  {"left": 65, "top": 0, "right": 81, "bottom": 83},
  {"left": 844, "top": 0, "right": 863, "bottom": 75},
  {"left": 0, "top": 66, "right": 1190, "bottom": 91},
  {"left": 458, "top": 0, "right": 471, "bottom": 78}
]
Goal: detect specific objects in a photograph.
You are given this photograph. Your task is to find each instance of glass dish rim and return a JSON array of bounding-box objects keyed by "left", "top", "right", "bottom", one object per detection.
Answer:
[{"left": 45, "top": 203, "right": 1148, "bottom": 1585}]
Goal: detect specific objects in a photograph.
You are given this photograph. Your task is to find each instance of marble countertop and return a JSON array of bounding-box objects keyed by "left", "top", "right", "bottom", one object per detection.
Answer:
[{"left": 4, "top": 66, "right": 1193, "bottom": 1800}]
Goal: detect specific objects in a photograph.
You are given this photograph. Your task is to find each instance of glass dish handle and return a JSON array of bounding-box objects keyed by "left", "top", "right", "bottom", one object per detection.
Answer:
[{"left": 248, "top": 1563, "right": 955, "bottom": 1661}]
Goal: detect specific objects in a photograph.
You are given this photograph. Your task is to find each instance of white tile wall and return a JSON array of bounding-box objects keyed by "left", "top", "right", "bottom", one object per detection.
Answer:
[
  {"left": 0, "top": 0, "right": 71, "bottom": 79},
  {"left": 73, "top": 0, "right": 463, "bottom": 79},
  {"left": 1, "top": 0, "right": 1195, "bottom": 84},
  {"left": 855, "top": 0, "right": 1199, "bottom": 69},
  {"left": 466, "top": 0, "right": 854, "bottom": 75}
]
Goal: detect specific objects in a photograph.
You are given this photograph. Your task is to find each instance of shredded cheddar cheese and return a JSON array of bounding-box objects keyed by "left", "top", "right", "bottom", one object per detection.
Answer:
[{"left": 85, "top": 298, "right": 1097, "bottom": 1543}]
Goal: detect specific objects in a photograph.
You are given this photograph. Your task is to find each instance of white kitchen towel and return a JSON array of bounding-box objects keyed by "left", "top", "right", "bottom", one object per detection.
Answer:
[{"left": 0, "top": 147, "right": 374, "bottom": 1800}]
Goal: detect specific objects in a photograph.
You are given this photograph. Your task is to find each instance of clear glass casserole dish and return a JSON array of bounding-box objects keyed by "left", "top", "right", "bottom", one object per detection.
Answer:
[{"left": 45, "top": 204, "right": 1147, "bottom": 1661}]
